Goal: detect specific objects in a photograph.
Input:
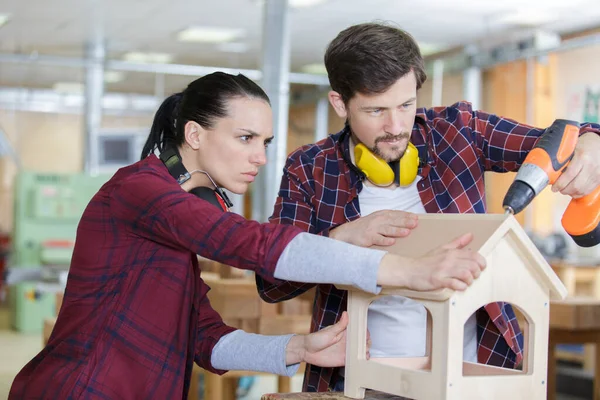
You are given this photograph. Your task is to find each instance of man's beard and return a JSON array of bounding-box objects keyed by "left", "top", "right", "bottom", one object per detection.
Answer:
[
  {"left": 346, "top": 117, "right": 410, "bottom": 162},
  {"left": 371, "top": 133, "right": 411, "bottom": 162}
]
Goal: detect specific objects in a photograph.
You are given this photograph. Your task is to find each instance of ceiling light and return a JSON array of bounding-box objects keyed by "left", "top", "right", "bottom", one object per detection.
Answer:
[
  {"left": 217, "top": 42, "right": 249, "bottom": 53},
  {"left": 122, "top": 52, "right": 173, "bottom": 64},
  {"left": 177, "top": 26, "right": 244, "bottom": 43},
  {"left": 496, "top": 9, "right": 558, "bottom": 26},
  {"left": 300, "top": 63, "right": 327, "bottom": 75},
  {"left": 253, "top": 0, "right": 327, "bottom": 9},
  {"left": 0, "top": 14, "right": 11, "bottom": 28},
  {"left": 104, "top": 71, "right": 125, "bottom": 83},
  {"left": 53, "top": 82, "right": 84, "bottom": 94},
  {"left": 289, "top": 0, "right": 326, "bottom": 7}
]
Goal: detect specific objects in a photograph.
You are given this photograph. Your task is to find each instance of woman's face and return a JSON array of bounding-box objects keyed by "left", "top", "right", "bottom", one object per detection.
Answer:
[{"left": 196, "top": 97, "right": 273, "bottom": 194}]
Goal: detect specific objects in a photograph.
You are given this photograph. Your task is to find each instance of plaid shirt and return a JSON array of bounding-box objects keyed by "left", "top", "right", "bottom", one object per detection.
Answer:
[
  {"left": 9, "top": 155, "right": 300, "bottom": 400},
  {"left": 257, "top": 101, "right": 600, "bottom": 392}
]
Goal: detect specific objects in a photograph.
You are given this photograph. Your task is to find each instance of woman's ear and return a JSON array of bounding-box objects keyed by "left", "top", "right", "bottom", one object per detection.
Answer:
[{"left": 184, "top": 121, "right": 204, "bottom": 150}]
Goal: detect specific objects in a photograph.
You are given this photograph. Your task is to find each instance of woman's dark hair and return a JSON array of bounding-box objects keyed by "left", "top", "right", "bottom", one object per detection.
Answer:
[
  {"left": 140, "top": 72, "right": 270, "bottom": 159},
  {"left": 324, "top": 22, "right": 427, "bottom": 104}
]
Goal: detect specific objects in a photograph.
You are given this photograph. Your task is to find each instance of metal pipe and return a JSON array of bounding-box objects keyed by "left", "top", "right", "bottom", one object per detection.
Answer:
[
  {"left": 83, "top": 41, "right": 105, "bottom": 175},
  {"left": 253, "top": 0, "right": 292, "bottom": 222},
  {"left": 314, "top": 92, "right": 329, "bottom": 142},
  {"left": 0, "top": 54, "right": 329, "bottom": 86},
  {"left": 462, "top": 45, "right": 482, "bottom": 109},
  {"left": 432, "top": 59, "right": 444, "bottom": 106}
]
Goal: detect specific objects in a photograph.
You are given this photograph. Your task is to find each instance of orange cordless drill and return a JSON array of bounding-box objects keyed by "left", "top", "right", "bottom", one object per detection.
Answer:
[{"left": 502, "top": 119, "right": 600, "bottom": 247}]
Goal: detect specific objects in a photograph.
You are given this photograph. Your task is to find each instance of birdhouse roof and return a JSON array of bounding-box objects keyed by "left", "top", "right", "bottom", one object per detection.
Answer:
[{"left": 374, "top": 213, "right": 567, "bottom": 301}]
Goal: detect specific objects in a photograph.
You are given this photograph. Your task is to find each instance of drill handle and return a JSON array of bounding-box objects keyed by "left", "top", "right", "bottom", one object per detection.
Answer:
[
  {"left": 533, "top": 119, "right": 580, "bottom": 180},
  {"left": 561, "top": 185, "right": 600, "bottom": 247}
]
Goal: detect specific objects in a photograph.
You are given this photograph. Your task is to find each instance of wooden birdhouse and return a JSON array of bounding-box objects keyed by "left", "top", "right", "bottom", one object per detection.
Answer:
[{"left": 342, "top": 214, "right": 567, "bottom": 400}]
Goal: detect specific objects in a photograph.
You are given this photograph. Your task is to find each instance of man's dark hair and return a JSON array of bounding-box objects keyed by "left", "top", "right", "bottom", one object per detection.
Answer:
[{"left": 324, "top": 22, "right": 427, "bottom": 104}]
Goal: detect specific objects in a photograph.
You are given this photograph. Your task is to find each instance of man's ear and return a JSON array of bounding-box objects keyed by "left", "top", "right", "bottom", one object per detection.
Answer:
[
  {"left": 328, "top": 90, "right": 348, "bottom": 119},
  {"left": 184, "top": 121, "right": 203, "bottom": 150}
]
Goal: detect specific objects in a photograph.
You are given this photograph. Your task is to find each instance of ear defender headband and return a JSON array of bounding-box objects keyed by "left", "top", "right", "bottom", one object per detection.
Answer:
[
  {"left": 354, "top": 142, "right": 420, "bottom": 187},
  {"left": 159, "top": 147, "right": 233, "bottom": 212}
]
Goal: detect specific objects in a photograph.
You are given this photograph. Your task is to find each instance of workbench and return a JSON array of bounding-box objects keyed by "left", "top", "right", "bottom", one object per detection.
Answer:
[
  {"left": 549, "top": 297, "right": 600, "bottom": 400},
  {"left": 261, "top": 391, "right": 408, "bottom": 399}
]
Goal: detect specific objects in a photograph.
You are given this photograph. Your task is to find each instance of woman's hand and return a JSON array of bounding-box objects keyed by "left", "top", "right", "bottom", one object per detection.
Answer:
[{"left": 285, "top": 312, "right": 371, "bottom": 368}]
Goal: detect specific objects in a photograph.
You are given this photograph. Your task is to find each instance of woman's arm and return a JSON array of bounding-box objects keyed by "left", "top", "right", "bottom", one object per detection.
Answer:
[{"left": 211, "top": 312, "right": 352, "bottom": 375}]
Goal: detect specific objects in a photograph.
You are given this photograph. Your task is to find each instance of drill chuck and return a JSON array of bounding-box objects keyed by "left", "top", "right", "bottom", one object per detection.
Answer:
[{"left": 502, "top": 180, "right": 536, "bottom": 215}]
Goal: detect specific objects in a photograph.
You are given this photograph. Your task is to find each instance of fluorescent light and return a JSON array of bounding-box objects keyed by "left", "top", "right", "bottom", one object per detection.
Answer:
[
  {"left": 289, "top": 0, "right": 326, "bottom": 8},
  {"left": 496, "top": 9, "right": 558, "bottom": 26},
  {"left": 0, "top": 14, "right": 11, "bottom": 28},
  {"left": 53, "top": 82, "right": 84, "bottom": 94},
  {"left": 253, "top": 0, "right": 327, "bottom": 9},
  {"left": 104, "top": 71, "right": 124, "bottom": 83},
  {"left": 177, "top": 26, "right": 243, "bottom": 43},
  {"left": 300, "top": 63, "right": 327, "bottom": 75},
  {"left": 122, "top": 52, "right": 173, "bottom": 64},
  {"left": 216, "top": 42, "right": 249, "bottom": 53}
]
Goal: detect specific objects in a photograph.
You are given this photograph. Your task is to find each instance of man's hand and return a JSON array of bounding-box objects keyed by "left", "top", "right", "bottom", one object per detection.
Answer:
[
  {"left": 376, "top": 232, "right": 487, "bottom": 291},
  {"left": 329, "top": 210, "right": 418, "bottom": 247},
  {"left": 552, "top": 132, "right": 600, "bottom": 198}
]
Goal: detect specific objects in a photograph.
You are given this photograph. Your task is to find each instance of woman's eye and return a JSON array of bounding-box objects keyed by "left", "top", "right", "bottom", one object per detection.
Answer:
[{"left": 240, "top": 135, "right": 252, "bottom": 143}]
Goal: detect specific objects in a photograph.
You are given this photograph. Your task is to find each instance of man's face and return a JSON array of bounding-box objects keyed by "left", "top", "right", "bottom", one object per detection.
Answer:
[{"left": 338, "top": 72, "right": 418, "bottom": 162}]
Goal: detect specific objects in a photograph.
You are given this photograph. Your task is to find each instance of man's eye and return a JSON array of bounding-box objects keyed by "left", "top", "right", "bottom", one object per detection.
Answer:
[
  {"left": 370, "top": 109, "right": 382, "bottom": 115},
  {"left": 240, "top": 135, "right": 251, "bottom": 142}
]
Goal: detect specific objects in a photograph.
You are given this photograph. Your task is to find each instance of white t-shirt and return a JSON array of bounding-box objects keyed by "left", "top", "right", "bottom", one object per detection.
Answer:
[{"left": 358, "top": 179, "right": 479, "bottom": 362}]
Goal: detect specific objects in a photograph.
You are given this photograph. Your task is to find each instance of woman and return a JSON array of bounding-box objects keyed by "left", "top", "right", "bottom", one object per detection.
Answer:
[{"left": 9, "top": 72, "right": 485, "bottom": 399}]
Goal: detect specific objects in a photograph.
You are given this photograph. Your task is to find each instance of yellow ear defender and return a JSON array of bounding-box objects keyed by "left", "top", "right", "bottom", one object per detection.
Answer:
[{"left": 354, "top": 142, "right": 420, "bottom": 187}]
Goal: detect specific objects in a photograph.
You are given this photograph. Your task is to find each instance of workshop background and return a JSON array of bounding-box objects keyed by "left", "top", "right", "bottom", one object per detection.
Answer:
[{"left": 1, "top": 0, "right": 600, "bottom": 399}]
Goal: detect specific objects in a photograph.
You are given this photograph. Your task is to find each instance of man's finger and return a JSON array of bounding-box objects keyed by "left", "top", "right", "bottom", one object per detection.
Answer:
[
  {"left": 558, "top": 175, "right": 592, "bottom": 198},
  {"left": 552, "top": 160, "right": 582, "bottom": 194},
  {"left": 390, "top": 214, "right": 418, "bottom": 229}
]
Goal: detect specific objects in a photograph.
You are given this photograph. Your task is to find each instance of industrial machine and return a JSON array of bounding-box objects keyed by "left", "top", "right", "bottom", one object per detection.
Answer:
[{"left": 7, "top": 171, "right": 108, "bottom": 333}]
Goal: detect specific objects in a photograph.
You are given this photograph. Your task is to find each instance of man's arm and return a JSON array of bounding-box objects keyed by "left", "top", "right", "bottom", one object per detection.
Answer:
[{"left": 456, "top": 102, "right": 600, "bottom": 173}]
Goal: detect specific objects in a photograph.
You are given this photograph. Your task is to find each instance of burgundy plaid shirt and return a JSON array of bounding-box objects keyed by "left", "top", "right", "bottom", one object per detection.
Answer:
[
  {"left": 10, "top": 155, "right": 301, "bottom": 400},
  {"left": 257, "top": 101, "right": 600, "bottom": 392}
]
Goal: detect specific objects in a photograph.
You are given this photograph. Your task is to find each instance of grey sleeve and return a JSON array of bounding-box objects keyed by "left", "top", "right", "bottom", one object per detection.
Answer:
[
  {"left": 211, "top": 330, "right": 300, "bottom": 376},
  {"left": 274, "top": 232, "right": 385, "bottom": 294}
]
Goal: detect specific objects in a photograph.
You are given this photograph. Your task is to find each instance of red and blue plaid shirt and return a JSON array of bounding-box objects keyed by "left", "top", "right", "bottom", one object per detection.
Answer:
[
  {"left": 257, "top": 101, "right": 600, "bottom": 392},
  {"left": 10, "top": 155, "right": 300, "bottom": 400}
]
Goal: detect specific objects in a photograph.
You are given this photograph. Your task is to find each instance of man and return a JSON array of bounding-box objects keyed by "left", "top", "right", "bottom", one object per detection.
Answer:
[{"left": 257, "top": 22, "right": 600, "bottom": 392}]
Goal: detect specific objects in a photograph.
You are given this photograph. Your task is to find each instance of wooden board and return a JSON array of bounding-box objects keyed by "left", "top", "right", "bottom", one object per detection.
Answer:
[{"left": 372, "top": 213, "right": 506, "bottom": 257}]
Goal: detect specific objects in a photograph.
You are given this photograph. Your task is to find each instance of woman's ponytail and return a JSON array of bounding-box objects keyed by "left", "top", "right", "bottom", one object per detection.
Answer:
[{"left": 140, "top": 92, "right": 183, "bottom": 160}]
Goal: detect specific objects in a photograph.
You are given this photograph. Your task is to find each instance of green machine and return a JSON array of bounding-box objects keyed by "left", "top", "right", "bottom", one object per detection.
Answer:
[{"left": 7, "top": 171, "right": 109, "bottom": 333}]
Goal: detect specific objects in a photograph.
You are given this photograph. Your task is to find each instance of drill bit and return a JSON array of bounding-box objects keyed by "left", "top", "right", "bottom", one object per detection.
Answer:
[{"left": 504, "top": 206, "right": 514, "bottom": 216}]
